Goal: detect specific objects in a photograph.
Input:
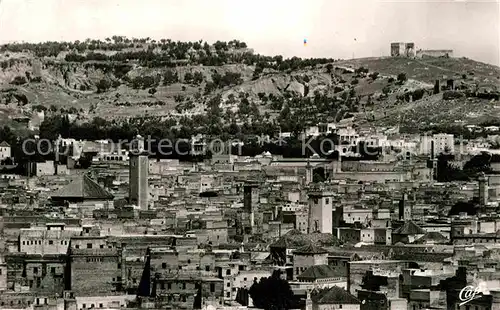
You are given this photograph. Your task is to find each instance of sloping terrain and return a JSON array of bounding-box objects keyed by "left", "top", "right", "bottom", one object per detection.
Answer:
[
  {"left": 0, "top": 40, "right": 499, "bottom": 135},
  {"left": 337, "top": 57, "right": 500, "bottom": 86}
]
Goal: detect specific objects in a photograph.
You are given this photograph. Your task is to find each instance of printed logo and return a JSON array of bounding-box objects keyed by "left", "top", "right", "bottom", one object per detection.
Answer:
[{"left": 459, "top": 286, "right": 482, "bottom": 306}]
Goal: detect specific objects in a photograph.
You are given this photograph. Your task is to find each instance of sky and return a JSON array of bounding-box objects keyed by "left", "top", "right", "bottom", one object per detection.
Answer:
[{"left": 0, "top": 0, "right": 498, "bottom": 65}]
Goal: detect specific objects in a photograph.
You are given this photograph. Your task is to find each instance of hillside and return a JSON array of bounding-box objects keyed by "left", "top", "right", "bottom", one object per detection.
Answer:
[{"left": 0, "top": 38, "right": 499, "bottom": 137}]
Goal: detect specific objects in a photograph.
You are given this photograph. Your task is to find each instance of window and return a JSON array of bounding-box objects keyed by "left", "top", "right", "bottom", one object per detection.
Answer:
[
  {"left": 33, "top": 267, "right": 38, "bottom": 274},
  {"left": 210, "top": 283, "right": 215, "bottom": 293},
  {"left": 51, "top": 267, "right": 56, "bottom": 274},
  {"left": 49, "top": 240, "right": 54, "bottom": 245},
  {"left": 167, "top": 283, "right": 171, "bottom": 290},
  {"left": 162, "top": 263, "right": 167, "bottom": 269},
  {"left": 205, "top": 266, "right": 210, "bottom": 271},
  {"left": 227, "top": 282, "right": 230, "bottom": 287},
  {"left": 87, "top": 243, "right": 92, "bottom": 249},
  {"left": 325, "top": 198, "right": 329, "bottom": 204},
  {"left": 182, "top": 283, "right": 186, "bottom": 289},
  {"left": 226, "top": 292, "right": 230, "bottom": 297},
  {"left": 83, "top": 304, "right": 86, "bottom": 309},
  {"left": 75, "top": 245, "right": 80, "bottom": 249},
  {"left": 99, "top": 304, "right": 103, "bottom": 308},
  {"left": 226, "top": 269, "right": 231, "bottom": 275},
  {"left": 100, "top": 245, "right": 104, "bottom": 249},
  {"left": 243, "top": 277, "right": 247, "bottom": 281},
  {"left": 117, "top": 263, "right": 121, "bottom": 269}
]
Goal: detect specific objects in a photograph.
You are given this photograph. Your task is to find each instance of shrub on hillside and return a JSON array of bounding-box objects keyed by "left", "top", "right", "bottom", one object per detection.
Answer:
[
  {"left": 333, "top": 86, "right": 343, "bottom": 93},
  {"left": 96, "top": 79, "right": 111, "bottom": 93},
  {"left": 326, "top": 64, "right": 334, "bottom": 73},
  {"left": 211, "top": 71, "right": 242, "bottom": 89},
  {"left": 10, "top": 76, "right": 27, "bottom": 85},
  {"left": 369, "top": 72, "right": 379, "bottom": 80},
  {"left": 65, "top": 53, "right": 86, "bottom": 62},
  {"left": 397, "top": 73, "right": 407, "bottom": 84},
  {"left": 355, "top": 67, "right": 369, "bottom": 75},
  {"left": 184, "top": 72, "right": 193, "bottom": 84},
  {"left": 163, "top": 69, "right": 179, "bottom": 85},
  {"left": 443, "top": 91, "right": 465, "bottom": 100},
  {"left": 413, "top": 89, "right": 426, "bottom": 101},
  {"left": 192, "top": 72, "right": 204, "bottom": 85},
  {"left": 130, "top": 75, "right": 160, "bottom": 89}
]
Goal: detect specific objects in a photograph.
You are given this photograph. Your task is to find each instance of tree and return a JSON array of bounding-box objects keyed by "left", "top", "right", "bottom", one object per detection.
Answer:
[
  {"left": 163, "top": 69, "right": 179, "bottom": 85},
  {"left": 184, "top": 72, "right": 193, "bottom": 84},
  {"left": 436, "top": 153, "right": 469, "bottom": 182},
  {"left": 192, "top": 71, "right": 204, "bottom": 85},
  {"left": 463, "top": 152, "right": 492, "bottom": 177},
  {"left": 248, "top": 271, "right": 295, "bottom": 310},
  {"left": 397, "top": 73, "right": 407, "bottom": 84},
  {"left": 10, "top": 76, "right": 27, "bottom": 85},
  {"left": 369, "top": 72, "right": 379, "bottom": 80},
  {"left": 96, "top": 79, "right": 111, "bottom": 93},
  {"left": 449, "top": 200, "right": 477, "bottom": 216}
]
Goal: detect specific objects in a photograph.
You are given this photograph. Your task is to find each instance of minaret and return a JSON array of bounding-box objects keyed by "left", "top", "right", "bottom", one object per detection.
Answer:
[
  {"left": 305, "top": 159, "right": 313, "bottom": 185},
  {"left": 307, "top": 186, "right": 333, "bottom": 234},
  {"left": 305, "top": 289, "right": 313, "bottom": 310},
  {"left": 129, "top": 135, "right": 149, "bottom": 210},
  {"left": 243, "top": 182, "right": 259, "bottom": 234},
  {"left": 478, "top": 173, "right": 489, "bottom": 208}
]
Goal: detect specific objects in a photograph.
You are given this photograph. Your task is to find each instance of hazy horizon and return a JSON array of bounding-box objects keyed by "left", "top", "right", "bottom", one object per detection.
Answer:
[{"left": 0, "top": 0, "right": 498, "bottom": 65}]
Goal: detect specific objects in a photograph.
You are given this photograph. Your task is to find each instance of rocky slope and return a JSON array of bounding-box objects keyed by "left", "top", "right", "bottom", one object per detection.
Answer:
[{"left": 0, "top": 40, "right": 499, "bottom": 134}]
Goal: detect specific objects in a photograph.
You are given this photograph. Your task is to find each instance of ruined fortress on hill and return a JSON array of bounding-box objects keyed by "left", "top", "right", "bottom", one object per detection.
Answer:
[{"left": 391, "top": 42, "right": 453, "bottom": 58}]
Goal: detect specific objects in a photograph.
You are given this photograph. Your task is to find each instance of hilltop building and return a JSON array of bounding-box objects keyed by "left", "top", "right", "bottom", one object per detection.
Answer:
[
  {"left": 416, "top": 49, "right": 453, "bottom": 58},
  {"left": 391, "top": 42, "right": 453, "bottom": 59},
  {"left": 390, "top": 42, "right": 416, "bottom": 57}
]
